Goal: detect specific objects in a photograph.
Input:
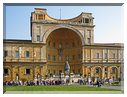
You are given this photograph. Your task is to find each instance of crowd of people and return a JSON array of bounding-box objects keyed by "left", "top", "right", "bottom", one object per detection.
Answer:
[
  {"left": 3, "top": 79, "right": 69, "bottom": 86},
  {"left": 3, "top": 80, "right": 22, "bottom": 86}
]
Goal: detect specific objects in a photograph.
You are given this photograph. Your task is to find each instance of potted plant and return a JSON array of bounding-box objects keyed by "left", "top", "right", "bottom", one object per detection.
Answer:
[
  {"left": 45, "top": 75, "right": 48, "bottom": 79},
  {"left": 80, "top": 72, "right": 83, "bottom": 76},
  {"left": 84, "top": 74, "right": 87, "bottom": 78},
  {"left": 50, "top": 73, "right": 53, "bottom": 77}
]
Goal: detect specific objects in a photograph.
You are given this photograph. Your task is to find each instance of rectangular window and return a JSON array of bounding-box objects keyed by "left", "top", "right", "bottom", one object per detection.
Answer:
[
  {"left": 66, "top": 43, "right": 68, "bottom": 48},
  {"left": 78, "top": 69, "right": 80, "bottom": 73},
  {"left": 78, "top": 54, "right": 80, "bottom": 59},
  {"left": 112, "top": 68, "right": 115, "bottom": 73},
  {"left": 72, "top": 55, "right": 75, "bottom": 60},
  {"left": 4, "top": 68, "right": 8, "bottom": 74},
  {"left": 53, "top": 55, "right": 55, "bottom": 61},
  {"left": 96, "top": 53, "right": 99, "bottom": 59},
  {"left": 37, "top": 36, "right": 40, "bottom": 41},
  {"left": 73, "top": 69, "right": 75, "bottom": 73},
  {"left": 4, "top": 51, "right": 8, "bottom": 57},
  {"left": 112, "top": 53, "right": 115, "bottom": 59},
  {"left": 96, "top": 68, "right": 99, "bottom": 73},
  {"left": 78, "top": 41, "right": 80, "bottom": 46},
  {"left": 53, "top": 43, "right": 55, "bottom": 47},
  {"left": 87, "top": 38, "right": 90, "bottom": 44},
  {"left": 120, "top": 53, "right": 123, "bottom": 59},
  {"left": 105, "top": 68, "right": 107, "bottom": 71},
  {"left": 85, "top": 19, "right": 89, "bottom": 23},
  {"left": 48, "top": 41, "right": 50, "bottom": 46},
  {"left": 48, "top": 70, "right": 50, "bottom": 74},
  {"left": 48, "top": 54, "right": 50, "bottom": 60},
  {"left": 66, "top": 56, "right": 69, "bottom": 61},
  {"left": 53, "top": 70, "right": 55, "bottom": 74},
  {"left": 15, "top": 51, "right": 19, "bottom": 57},
  {"left": 59, "top": 43, "right": 62, "bottom": 48},
  {"left": 59, "top": 56, "right": 62, "bottom": 61},
  {"left": 26, "top": 51, "right": 29, "bottom": 57},
  {"left": 105, "top": 53, "right": 107, "bottom": 58},
  {"left": 72, "top": 43, "right": 75, "bottom": 47},
  {"left": 26, "top": 69, "right": 30, "bottom": 74}
]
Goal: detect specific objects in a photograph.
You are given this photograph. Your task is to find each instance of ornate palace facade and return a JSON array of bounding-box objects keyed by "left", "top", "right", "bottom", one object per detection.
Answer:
[{"left": 3, "top": 8, "right": 124, "bottom": 81}]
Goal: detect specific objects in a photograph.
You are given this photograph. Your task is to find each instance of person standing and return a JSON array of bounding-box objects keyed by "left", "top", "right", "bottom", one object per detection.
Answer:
[
  {"left": 109, "top": 78, "right": 111, "bottom": 86},
  {"left": 103, "top": 78, "right": 105, "bottom": 85}
]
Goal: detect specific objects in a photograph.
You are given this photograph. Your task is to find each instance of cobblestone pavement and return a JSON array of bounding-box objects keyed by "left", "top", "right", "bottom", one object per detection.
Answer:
[{"left": 72, "top": 83, "right": 124, "bottom": 90}]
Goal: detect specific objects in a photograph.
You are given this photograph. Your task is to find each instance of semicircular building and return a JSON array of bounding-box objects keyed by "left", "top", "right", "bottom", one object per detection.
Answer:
[{"left": 3, "top": 8, "right": 124, "bottom": 82}]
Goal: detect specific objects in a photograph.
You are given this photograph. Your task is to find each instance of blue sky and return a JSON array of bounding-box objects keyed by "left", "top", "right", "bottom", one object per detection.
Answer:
[{"left": 5, "top": 5, "right": 124, "bottom": 43}]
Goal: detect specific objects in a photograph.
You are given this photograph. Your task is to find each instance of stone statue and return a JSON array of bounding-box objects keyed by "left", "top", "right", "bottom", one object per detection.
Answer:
[{"left": 64, "top": 61, "right": 70, "bottom": 75}]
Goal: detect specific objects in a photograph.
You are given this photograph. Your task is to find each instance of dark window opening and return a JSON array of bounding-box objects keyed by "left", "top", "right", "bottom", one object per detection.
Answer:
[
  {"left": 4, "top": 69, "right": 8, "bottom": 74},
  {"left": 26, "top": 69, "right": 30, "bottom": 74}
]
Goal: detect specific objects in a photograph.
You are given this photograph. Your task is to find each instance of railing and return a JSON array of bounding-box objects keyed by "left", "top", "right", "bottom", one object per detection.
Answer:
[
  {"left": 33, "top": 20, "right": 93, "bottom": 26},
  {"left": 3, "top": 57, "right": 47, "bottom": 62}
]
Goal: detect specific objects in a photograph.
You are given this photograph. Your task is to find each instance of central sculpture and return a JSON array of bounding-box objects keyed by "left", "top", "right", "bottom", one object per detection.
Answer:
[{"left": 64, "top": 61, "right": 70, "bottom": 75}]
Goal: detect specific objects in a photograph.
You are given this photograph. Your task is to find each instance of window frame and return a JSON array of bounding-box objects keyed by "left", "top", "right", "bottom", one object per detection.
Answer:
[
  {"left": 72, "top": 43, "right": 75, "bottom": 47},
  {"left": 26, "top": 69, "right": 30, "bottom": 74},
  {"left": 96, "top": 68, "right": 99, "bottom": 73},
  {"left": 59, "top": 43, "right": 62, "bottom": 48},
  {"left": 66, "top": 43, "right": 68, "bottom": 48},
  {"left": 53, "top": 55, "right": 55, "bottom": 61},
  {"left": 48, "top": 54, "right": 50, "bottom": 60},
  {"left": 4, "top": 68, "right": 8, "bottom": 74},
  {"left": 66, "top": 56, "right": 69, "bottom": 61},
  {"left": 72, "top": 55, "right": 75, "bottom": 60},
  {"left": 78, "top": 54, "right": 80, "bottom": 59},
  {"left": 96, "top": 53, "right": 99, "bottom": 59},
  {"left": 37, "top": 35, "right": 40, "bottom": 41},
  {"left": 15, "top": 51, "right": 19, "bottom": 57},
  {"left": 59, "top": 56, "right": 62, "bottom": 61},
  {"left": 87, "top": 38, "right": 90, "bottom": 44},
  {"left": 4, "top": 51, "right": 8, "bottom": 57},
  {"left": 112, "top": 68, "right": 115, "bottom": 73},
  {"left": 53, "top": 43, "right": 55, "bottom": 47},
  {"left": 112, "top": 53, "right": 115, "bottom": 59},
  {"left": 26, "top": 51, "right": 30, "bottom": 57},
  {"left": 105, "top": 53, "right": 107, "bottom": 59}
]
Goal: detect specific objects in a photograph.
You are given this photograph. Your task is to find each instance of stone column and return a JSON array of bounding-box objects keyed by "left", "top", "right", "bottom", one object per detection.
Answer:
[
  {"left": 18, "top": 66, "right": 21, "bottom": 80},
  {"left": 90, "top": 66, "right": 93, "bottom": 78},
  {"left": 82, "top": 66, "right": 84, "bottom": 77},
  {"left": 82, "top": 48, "right": 85, "bottom": 62},
  {"left": 117, "top": 66, "right": 120, "bottom": 79},
  {"left": 19, "top": 46, "right": 21, "bottom": 59},
  {"left": 34, "top": 66, "right": 36, "bottom": 78},
  {"left": 40, "top": 66, "right": 43, "bottom": 76},
  {"left": 107, "top": 66, "right": 110, "bottom": 79},
  {"left": 33, "top": 46, "right": 36, "bottom": 59},
  {"left": 35, "top": 14, "right": 36, "bottom": 21},
  {"left": 101, "top": 66, "right": 104, "bottom": 79},
  {"left": 82, "top": 18, "right": 83, "bottom": 23},
  {"left": 37, "top": 14, "right": 38, "bottom": 20},
  {"left": 90, "top": 48, "right": 92, "bottom": 62},
  {"left": 84, "top": 18, "right": 85, "bottom": 24},
  {"left": 89, "top": 18, "right": 90, "bottom": 25},
  {"left": 122, "top": 66, "right": 124, "bottom": 80},
  {"left": 11, "top": 66, "right": 15, "bottom": 80},
  {"left": 102, "top": 49, "right": 104, "bottom": 61},
  {"left": 107, "top": 49, "right": 109, "bottom": 62},
  {"left": 85, "top": 66, "right": 87, "bottom": 77},
  {"left": 11, "top": 46, "right": 14, "bottom": 59},
  {"left": 41, "top": 45, "right": 46, "bottom": 62},
  {"left": 85, "top": 49, "right": 87, "bottom": 61},
  {"left": 117, "top": 49, "right": 120, "bottom": 62},
  {"left": 40, "top": 46, "right": 42, "bottom": 60},
  {"left": 43, "top": 14, "right": 44, "bottom": 20}
]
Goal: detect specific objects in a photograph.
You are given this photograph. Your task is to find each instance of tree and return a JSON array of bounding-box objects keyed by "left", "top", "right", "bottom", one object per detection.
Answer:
[{"left": 21, "top": 78, "right": 27, "bottom": 85}]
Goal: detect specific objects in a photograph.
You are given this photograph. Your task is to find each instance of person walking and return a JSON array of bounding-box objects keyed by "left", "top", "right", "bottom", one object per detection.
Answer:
[{"left": 109, "top": 78, "right": 111, "bottom": 86}]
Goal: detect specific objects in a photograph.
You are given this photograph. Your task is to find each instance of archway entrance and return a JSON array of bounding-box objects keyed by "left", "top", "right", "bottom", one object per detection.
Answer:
[{"left": 46, "top": 28, "right": 83, "bottom": 75}]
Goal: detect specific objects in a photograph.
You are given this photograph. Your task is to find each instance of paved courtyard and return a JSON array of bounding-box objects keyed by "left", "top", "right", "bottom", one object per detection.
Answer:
[{"left": 72, "top": 83, "right": 124, "bottom": 90}]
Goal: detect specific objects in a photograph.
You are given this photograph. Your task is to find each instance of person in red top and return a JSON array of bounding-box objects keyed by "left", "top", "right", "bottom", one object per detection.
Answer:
[{"left": 50, "top": 80, "right": 52, "bottom": 85}]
